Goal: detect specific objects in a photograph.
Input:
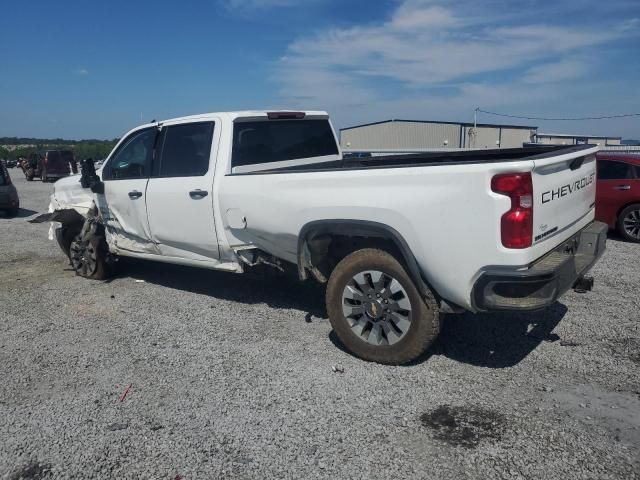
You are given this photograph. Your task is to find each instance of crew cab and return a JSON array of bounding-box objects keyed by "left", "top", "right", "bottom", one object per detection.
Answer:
[{"left": 39, "top": 111, "right": 607, "bottom": 364}]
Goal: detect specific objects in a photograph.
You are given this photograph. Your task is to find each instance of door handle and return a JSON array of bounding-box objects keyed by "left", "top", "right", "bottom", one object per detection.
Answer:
[
  {"left": 128, "top": 190, "right": 143, "bottom": 199},
  {"left": 189, "top": 190, "right": 209, "bottom": 199},
  {"left": 614, "top": 185, "right": 631, "bottom": 191}
]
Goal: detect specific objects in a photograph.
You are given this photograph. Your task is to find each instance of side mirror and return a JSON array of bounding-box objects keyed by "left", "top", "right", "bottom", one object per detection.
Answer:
[{"left": 80, "top": 158, "right": 104, "bottom": 194}]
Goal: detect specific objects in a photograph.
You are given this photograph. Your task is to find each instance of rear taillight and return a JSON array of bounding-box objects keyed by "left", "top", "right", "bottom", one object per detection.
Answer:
[{"left": 491, "top": 172, "right": 533, "bottom": 249}]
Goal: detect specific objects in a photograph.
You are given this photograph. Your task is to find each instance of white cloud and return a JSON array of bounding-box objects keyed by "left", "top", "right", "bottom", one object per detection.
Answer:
[
  {"left": 617, "top": 17, "right": 639, "bottom": 32},
  {"left": 523, "top": 59, "right": 590, "bottom": 84},
  {"left": 73, "top": 68, "right": 89, "bottom": 75},
  {"left": 274, "top": 0, "right": 634, "bottom": 129}
]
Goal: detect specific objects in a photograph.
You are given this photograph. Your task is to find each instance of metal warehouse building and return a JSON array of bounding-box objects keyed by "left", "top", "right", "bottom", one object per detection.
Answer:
[
  {"left": 534, "top": 132, "right": 622, "bottom": 146},
  {"left": 340, "top": 119, "right": 537, "bottom": 151}
]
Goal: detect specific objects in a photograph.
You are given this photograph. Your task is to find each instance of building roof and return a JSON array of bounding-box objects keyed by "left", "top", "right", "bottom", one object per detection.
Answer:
[
  {"left": 537, "top": 132, "right": 622, "bottom": 140},
  {"left": 340, "top": 118, "right": 538, "bottom": 131}
]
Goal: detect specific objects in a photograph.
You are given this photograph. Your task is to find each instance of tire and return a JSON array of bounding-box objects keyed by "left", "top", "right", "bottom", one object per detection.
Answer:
[
  {"left": 26, "top": 175, "right": 33, "bottom": 181},
  {"left": 326, "top": 248, "right": 440, "bottom": 365},
  {"left": 55, "top": 226, "right": 80, "bottom": 259},
  {"left": 69, "top": 234, "right": 111, "bottom": 280},
  {"left": 617, "top": 203, "right": 640, "bottom": 243}
]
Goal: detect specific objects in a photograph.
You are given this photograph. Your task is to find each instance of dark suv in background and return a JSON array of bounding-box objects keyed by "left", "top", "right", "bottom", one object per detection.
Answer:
[
  {"left": 20, "top": 150, "right": 77, "bottom": 182},
  {"left": 39, "top": 150, "right": 76, "bottom": 182}
]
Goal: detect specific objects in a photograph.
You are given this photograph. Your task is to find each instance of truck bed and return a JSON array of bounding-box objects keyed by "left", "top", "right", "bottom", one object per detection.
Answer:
[{"left": 232, "top": 145, "right": 593, "bottom": 175}]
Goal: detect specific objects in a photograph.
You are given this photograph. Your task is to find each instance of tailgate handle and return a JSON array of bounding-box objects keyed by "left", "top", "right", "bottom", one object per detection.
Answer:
[
  {"left": 614, "top": 185, "right": 631, "bottom": 191},
  {"left": 569, "top": 157, "right": 584, "bottom": 170}
]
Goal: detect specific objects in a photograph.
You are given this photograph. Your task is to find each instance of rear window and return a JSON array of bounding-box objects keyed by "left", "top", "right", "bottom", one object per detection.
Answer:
[{"left": 231, "top": 119, "right": 338, "bottom": 169}]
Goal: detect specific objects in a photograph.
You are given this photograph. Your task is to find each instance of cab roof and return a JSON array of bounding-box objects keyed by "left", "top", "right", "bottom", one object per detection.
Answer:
[{"left": 137, "top": 110, "right": 329, "bottom": 129}]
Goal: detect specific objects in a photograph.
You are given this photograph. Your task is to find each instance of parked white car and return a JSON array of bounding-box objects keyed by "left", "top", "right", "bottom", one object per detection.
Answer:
[{"left": 40, "top": 110, "right": 607, "bottom": 364}]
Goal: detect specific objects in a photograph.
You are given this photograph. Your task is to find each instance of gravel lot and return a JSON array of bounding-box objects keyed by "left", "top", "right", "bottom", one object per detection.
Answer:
[{"left": 1, "top": 173, "right": 639, "bottom": 479}]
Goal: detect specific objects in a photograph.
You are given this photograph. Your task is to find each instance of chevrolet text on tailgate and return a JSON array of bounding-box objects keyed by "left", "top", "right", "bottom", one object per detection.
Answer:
[{"left": 37, "top": 110, "right": 607, "bottom": 365}]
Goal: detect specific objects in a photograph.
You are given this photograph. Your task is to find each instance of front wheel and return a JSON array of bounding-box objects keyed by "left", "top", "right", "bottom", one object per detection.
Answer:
[
  {"left": 617, "top": 203, "right": 640, "bottom": 243},
  {"left": 69, "top": 234, "right": 111, "bottom": 280},
  {"left": 326, "top": 248, "right": 440, "bottom": 365}
]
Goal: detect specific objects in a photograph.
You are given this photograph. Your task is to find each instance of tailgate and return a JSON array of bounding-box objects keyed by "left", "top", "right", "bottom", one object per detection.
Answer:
[{"left": 531, "top": 146, "right": 598, "bottom": 245}]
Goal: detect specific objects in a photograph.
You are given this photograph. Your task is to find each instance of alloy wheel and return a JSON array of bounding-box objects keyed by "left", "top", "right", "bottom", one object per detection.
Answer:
[
  {"left": 623, "top": 209, "right": 640, "bottom": 240},
  {"left": 69, "top": 237, "right": 98, "bottom": 277},
  {"left": 341, "top": 270, "right": 413, "bottom": 346}
]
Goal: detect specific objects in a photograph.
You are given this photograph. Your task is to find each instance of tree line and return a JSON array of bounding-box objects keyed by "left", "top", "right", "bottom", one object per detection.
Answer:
[{"left": 0, "top": 138, "right": 119, "bottom": 161}]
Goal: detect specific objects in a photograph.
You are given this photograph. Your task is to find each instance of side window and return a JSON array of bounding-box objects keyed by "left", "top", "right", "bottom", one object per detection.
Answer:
[
  {"left": 104, "top": 128, "right": 156, "bottom": 180},
  {"left": 597, "top": 160, "right": 633, "bottom": 180},
  {"left": 156, "top": 122, "right": 214, "bottom": 177},
  {"left": 0, "top": 166, "right": 6, "bottom": 186}
]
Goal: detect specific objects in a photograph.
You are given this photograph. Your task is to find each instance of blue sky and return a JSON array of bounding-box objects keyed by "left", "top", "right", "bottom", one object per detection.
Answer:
[{"left": 0, "top": 0, "right": 639, "bottom": 139}]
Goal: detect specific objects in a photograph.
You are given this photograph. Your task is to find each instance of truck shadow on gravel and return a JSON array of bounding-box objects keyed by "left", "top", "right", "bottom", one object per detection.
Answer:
[
  {"left": 113, "top": 258, "right": 567, "bottom": 368},
  {"left": 433, "top": 302, "right": 568, "bottom": 368},
  {"left": 328, "top": 302, "right": 567, "bottom": 368},
  {"left": 0, "top": 207, "right": 38, "bottom": 218},
  {"left": 111, "top": 258, "right": 328, "bottom": 318}
]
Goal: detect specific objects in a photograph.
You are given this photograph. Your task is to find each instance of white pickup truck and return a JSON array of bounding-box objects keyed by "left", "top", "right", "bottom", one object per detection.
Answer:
[{"left": 40, "top": 110, "right": 607, "bottom": 364}]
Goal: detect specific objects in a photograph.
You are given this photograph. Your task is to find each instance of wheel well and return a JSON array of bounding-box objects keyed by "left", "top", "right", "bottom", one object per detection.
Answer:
[{"left": 297, "top": 221, "right": 435, "bottom": 299}]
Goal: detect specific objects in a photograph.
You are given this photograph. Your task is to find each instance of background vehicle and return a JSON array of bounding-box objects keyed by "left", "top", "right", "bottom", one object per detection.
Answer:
[
  {"left": 0, "top": 163, "right": 19, "bottom": 217},
  {"left": 20, "top": 153, "right": 42, "bottom": 181},
  {"left": 596, "top": 153, "right": 640, "bottom": 242},
  {"left": 3, "top": 159, "right": 17, "bottom": 168},
  {"left": 18, "top": 150, "right": 77, "bottom": 182},
  {"left": 44, "top": 111, "right": 606, "bottom": 364},
  {"left": 39, "top": 150, "right": 75, "bottom": 182}
]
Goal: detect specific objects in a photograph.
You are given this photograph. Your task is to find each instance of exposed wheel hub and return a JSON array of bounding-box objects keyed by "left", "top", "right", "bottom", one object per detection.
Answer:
[
  {"left": 364, "top": 300, "right": 385, "bottom": 320},
  {"left": 69, "top": 236, "right": 98, "bottom": 277},
  {"left": 341, "top": 270, "right": 413, "bottom": 346}
]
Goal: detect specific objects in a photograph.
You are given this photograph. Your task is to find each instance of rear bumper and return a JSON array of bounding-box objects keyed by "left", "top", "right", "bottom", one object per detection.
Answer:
[{"left": 472, "top": 221, "right": 607, "bottom": 311}]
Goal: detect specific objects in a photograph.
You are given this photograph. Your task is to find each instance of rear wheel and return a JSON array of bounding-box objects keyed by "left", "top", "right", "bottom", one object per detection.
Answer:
[
  {"left": 617, "top": 203, "right": 640, "bottom": 243},
  {"left": 69, "top": 234, "right": 111, "bottom": 280},
  {"left": 326, "top": 248, "right": 440, "bottom": 365}
]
